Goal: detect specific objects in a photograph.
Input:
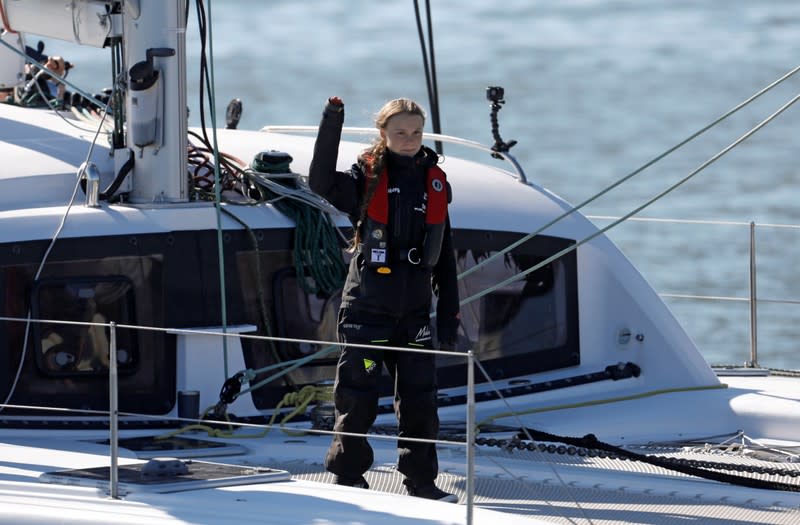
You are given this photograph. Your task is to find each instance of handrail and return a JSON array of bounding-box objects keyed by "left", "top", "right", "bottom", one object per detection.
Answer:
[
  {"left": 587, "top": 214, "right": 800, "bottom": 367},
  {"left": 0, "top": 315, "right": 479, "bottom": 523},
  {"left": 588, "top": 214, "right": 800, "bottom": 305},
  {"left": 587, "top": 215, "right": 800, "bottom": 230},
  {"left": 259, "top": 125, "right": 529, "bottom": 183}
]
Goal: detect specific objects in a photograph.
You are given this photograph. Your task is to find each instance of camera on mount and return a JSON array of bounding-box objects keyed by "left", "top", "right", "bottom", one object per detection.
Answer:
[
  {"left": 484, "top": 85, "right": 516, "bottom": 157},
  {"left": 486, "top": 86, "right": 505, "bottom": 103}
]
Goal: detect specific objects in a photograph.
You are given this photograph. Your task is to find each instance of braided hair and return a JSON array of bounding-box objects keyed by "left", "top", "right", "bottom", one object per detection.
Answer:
[{"left": 352, "top": 98, "right": 427, "bottom": 249}]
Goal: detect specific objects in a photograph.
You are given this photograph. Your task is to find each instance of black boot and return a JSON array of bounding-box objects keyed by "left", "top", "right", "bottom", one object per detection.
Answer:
[
  {"left": 334, "top": 475, "right": 369, "bottom": 489},
  {"left": 403, "top": 479, "right": 458, "bottom": 503}
]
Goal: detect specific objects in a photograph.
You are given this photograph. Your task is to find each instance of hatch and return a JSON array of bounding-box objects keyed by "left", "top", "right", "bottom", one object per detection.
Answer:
[
  {"left": 95, "top": 435, "right": 248, "bottom": 459},
  {"left": 39, "top": 457, "right": 290, "bottom": 494}
]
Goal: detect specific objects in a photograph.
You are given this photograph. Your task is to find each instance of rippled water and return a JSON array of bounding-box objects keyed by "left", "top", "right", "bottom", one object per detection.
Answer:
[{"left": 39, "top": 0, "right": 800, "bottom": 368}]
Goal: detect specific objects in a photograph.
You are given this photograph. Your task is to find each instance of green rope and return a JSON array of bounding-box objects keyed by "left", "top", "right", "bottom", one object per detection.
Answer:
[
  {"left": 250, "top": 160, "right": 347, "bottom": 297},
  {"left": 201, "top": 0, "right": 230, "bottom": 379},
  {"left": 236, "top": 344, "right": 339, "bottom": 398}
]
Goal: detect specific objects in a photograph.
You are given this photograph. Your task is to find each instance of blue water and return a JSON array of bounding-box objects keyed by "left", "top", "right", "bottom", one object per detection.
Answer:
[{"left": 40, "top": 0, "right": 800, "bottom": 368}]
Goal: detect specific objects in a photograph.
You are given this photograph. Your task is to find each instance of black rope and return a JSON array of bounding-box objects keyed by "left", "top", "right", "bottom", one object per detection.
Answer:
[
  {"left": 78, "top": 148, "right": 134, "bottom": 202},
  {"left": 518, "top": 426, "right": 800, "bottom": 492},
  {"left": 194, "top": 0, "right": 213, "bottom": 149},
  {"left": 412, "top": 0, "right": 443, "bottom": 154}
]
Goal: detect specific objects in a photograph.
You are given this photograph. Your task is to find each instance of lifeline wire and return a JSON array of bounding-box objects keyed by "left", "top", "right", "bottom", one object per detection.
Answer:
[
  {"left": 460, "top": 91, "right": 800, "bottom": 308},
  {"left": 472, "top": 359, "right": 591, "bottom": 525},
  {"left": 447, "top": 89, "right": 800, "bottom": 500},
  {"left": 457, "top": 64, "right": 800, "bottom": 284},
  {"left": 214, "top": 85, "right": 800, "bottom": 401},
  {"left": 413, "top": 0, "right": 443, "bottom": 154}
]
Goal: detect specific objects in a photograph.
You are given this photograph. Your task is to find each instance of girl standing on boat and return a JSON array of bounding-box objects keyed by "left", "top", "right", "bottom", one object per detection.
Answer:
[{"left": 309, "top": 96, "right": 460, "bottom": 502}]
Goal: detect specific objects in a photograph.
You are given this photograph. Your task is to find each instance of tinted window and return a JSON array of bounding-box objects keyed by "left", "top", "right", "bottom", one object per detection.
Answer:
[{"left": 32, "top": 277, "right": 137, "bottom": 376}]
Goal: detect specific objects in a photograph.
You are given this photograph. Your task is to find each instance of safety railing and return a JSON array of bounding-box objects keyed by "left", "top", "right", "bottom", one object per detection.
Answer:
[
  {"left": 260, "top": 126, "right": 529, "bottom": 184},
  {"left": 588, "top": 215, "right": 800, "bottom": 369},
  {"left": 0, "top": 316, "right": 480, "bottom": 524}
]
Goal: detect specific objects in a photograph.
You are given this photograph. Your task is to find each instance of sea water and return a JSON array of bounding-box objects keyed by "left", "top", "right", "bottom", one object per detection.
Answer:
[{"left": 38, "top": 0, "right": 800, "bottom": 368}]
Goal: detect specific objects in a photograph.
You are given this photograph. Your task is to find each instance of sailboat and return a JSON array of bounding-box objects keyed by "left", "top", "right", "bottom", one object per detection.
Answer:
[{"left": 2, "top": 1, "right": 800, "bottom": 523}]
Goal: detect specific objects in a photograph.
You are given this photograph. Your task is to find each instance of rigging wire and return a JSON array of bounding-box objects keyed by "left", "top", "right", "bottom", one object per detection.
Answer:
[
  {"left": 413, "top": 0, "right": 443, "bottom": 154},
  {"left": 457, "top": 64, "right": 800, "bottom": 285},
  {"left": 213, "top": 70, "right": 800, "bottom": 411},
  {"left": 459, "top": 90, "right": 800, "bottom": 308}
]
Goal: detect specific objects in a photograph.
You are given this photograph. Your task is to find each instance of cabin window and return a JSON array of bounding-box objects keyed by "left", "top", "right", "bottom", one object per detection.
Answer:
[
  {"left": 435, "top": 230, "right": 580, "bottom": 385},
  {"left": 32, "top": 277, "right": 138, "bottom": 376},
  {"left": 458, "top": 251, "right": 567, "bottom": 359},
  {"left": 235, "top": 249, "right": 342, "bottom": 409},
  {"left": 0, "top": 251, "right": 170, "bottom": 416},
  {"left": 271, "top": 267, "right": 342, "bottom": 376},
  {"left": 232, "top": 229, "right": 578, "bottom": 406}
]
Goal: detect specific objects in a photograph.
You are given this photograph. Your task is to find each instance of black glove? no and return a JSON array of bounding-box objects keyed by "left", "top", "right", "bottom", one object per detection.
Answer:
[{"left": 437, "top": 315, "right": 460, "bottom": 351}]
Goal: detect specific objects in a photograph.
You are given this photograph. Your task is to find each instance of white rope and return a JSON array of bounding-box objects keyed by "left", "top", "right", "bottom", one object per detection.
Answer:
[{"left": 0, "top": 103, "right": 110, "bottom": 413}]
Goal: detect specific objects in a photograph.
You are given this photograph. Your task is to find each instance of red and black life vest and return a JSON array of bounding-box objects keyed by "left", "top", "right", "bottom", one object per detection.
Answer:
[{"left": 360, "top": 161, "right": 449, "bottom": 270}]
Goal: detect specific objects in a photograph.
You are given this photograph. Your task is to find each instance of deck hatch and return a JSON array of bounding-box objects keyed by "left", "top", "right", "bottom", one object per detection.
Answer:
[
  {"left": 39, "top": 459, "right": 290, "bottom": 493},
  {"left": 96, "top": 435, "right": 248, "bottom": 459}
]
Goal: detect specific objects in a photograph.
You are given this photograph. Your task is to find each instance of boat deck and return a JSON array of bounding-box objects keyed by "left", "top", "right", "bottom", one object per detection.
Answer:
[{"left": 283, "top": 442, "right": 800, "bottom": 524}]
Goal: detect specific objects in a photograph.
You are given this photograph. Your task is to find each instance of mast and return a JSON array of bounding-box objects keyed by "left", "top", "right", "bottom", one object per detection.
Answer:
[
  {"left": 1, "top": 0, "right": 189, "bottom": 203},
  {"left": 123, "top": 0, "right": 188, "bottom": 203}
]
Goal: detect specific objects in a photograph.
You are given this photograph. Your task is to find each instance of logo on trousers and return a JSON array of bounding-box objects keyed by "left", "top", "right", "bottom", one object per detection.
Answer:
[{"left": 414, "top": 325, "right": 432, "bottom": 343}]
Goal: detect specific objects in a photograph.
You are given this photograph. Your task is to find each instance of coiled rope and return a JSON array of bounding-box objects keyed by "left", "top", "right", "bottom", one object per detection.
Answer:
[{"left": 248, "top": 155, "right": 347, "bottom": 298}]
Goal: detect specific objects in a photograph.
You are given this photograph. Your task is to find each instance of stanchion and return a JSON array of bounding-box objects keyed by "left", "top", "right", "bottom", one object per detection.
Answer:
[
  {"left": 748, "top": 222, "right": 759, "bottom": 368},
  {"left": 466, "top": 350, "right": 475, "bottom": 524},
  {"left": 109, "top": 321, "right": 119, "bottom": 499}
]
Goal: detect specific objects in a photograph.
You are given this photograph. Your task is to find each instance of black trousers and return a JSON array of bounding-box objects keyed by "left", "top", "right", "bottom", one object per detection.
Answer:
[{"left": 324, "top": 309, "right": 439, "bottom": 484}]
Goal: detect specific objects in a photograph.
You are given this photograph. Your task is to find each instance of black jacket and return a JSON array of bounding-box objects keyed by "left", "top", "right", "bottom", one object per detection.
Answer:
[{"left": 308, "top": 103, "right": 460, "bottom": 342}]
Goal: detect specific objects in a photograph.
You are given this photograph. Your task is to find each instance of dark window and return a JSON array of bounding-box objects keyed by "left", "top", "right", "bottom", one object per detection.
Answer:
[
  {"left": 0, "top": 250, "right": 169, "bottom": 416},
  {"left": 435, "top": 230, "right": 580, "bottom": 386},
  {"left": 32, "top": 277, "right": 137, "bottom": 376},
  {"left": 462, "top": 251, "right": 567, "bottom": 361},
  {"left": 235, "top": 249, "right": 342, "bottom": 409}
]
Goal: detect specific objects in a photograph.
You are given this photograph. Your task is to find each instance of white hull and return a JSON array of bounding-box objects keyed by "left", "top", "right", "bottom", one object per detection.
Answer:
[{"left": 2, "top": 1, "right": 800, "bottom": 524}]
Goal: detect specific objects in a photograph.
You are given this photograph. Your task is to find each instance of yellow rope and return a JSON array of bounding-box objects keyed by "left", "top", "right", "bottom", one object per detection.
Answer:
[
  {"left": 269, "top": 384, "right": 334, "bottom": 437},
  {"left": 155, "top": 384, "right": 334, "bottom": 440}
]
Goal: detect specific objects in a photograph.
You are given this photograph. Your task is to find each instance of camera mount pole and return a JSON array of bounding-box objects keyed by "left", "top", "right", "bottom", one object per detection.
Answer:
[
  {"left": 487, "top": 86, "right": 517, "bottom": 158},
  {"left": 486, "top": 86, "right": 527, "bottom": 183}
]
